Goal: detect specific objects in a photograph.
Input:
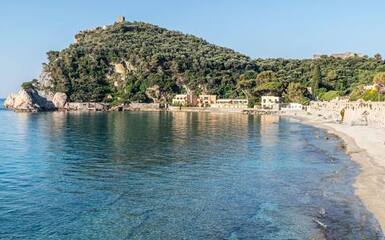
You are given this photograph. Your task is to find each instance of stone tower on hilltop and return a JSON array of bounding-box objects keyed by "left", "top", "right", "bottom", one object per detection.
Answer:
[{"left": 116, "top": 16, "right": 126, "bottom": 23}]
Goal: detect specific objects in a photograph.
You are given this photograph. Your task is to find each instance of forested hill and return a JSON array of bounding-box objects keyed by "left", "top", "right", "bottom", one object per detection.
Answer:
[
  {"left": 34, "top": 19, "right": 385, "bottom": 104},
  {"left": 43, "top": 21, "right": 256, "bottom": 103}
]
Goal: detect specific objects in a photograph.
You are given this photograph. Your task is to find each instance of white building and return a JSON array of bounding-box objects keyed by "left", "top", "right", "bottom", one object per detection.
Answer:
[
  {"left": 261, "top": 96, "right": 280, "bottom": 110},
  {"left": 211, "top": 99, "right": 248, "bottom": 109},
  {"left": 281, "top": 103, "right": 305, "bottom": 111}
]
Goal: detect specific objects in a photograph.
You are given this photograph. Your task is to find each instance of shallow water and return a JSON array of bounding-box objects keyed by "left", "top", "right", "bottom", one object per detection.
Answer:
[{"left": 0, "top": 108, "right": 382, "bottom": 239}]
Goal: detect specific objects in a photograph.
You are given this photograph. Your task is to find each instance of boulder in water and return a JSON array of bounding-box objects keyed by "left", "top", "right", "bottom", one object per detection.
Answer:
[{"left": 4, "top": 88, "right": 56, "bottom": 112}]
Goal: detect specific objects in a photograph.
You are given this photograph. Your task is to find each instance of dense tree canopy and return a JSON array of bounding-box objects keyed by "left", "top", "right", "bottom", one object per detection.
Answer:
[
  {"left": 252, "top": 56, "right": 385, "bottom": 102},
  {"left": 43, "top": 21, "right": 255, "bottom": 103},
  {"left": 38, "top": 20, "right": 385, "bottom": 104}
]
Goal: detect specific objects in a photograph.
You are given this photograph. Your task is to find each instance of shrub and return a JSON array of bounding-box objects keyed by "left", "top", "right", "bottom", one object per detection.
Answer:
[
  {"left": 21, "top": 79, "right": 38, "bottom": 90},
  {"left": 362, "top": 89, "right": 385, "bottom": 101},
  {"left": 373, "top": 72, "right": 385, "bottom": 85},
  {"left": 349, "top": 87, "right": 365, "bottom": 101},
  {"left": 319, "top": 91, "right": 340, "bottom": 101}
]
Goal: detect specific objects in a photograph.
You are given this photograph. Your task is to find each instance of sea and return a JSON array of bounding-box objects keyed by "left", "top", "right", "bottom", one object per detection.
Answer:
[{"left": 0, "top": 99, "right": 383, "bottom": 239}]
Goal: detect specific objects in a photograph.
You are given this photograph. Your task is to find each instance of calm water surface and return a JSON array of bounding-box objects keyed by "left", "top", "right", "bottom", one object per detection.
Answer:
[{"left": 0, "top": 101, "right": 383, "bottom": 239}]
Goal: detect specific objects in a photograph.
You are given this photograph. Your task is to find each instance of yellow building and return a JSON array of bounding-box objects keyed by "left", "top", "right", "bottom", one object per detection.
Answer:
[
  {"left": 172, "top": 94, "right": 197, "bottom": 106},
  {"left": 198, "top": 95, "right": 217, "bottom": 107},
  {"left": 172, "top": 94, "right": 188, "bottom": 106},
  {"left": 211, "top": 99, "right": 249, "bottom": 109}
]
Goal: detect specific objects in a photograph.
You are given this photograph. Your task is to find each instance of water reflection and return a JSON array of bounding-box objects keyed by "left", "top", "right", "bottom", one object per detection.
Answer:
[
  {"left": 0, "top": 111, "right": 382, "bottom": 239},
  {"left": 259, "top": 115, "right": 280, "bottom": 146}
]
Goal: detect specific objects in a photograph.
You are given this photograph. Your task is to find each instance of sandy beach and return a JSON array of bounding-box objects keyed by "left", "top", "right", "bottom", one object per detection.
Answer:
[{"left": 283, "top": 111, "right": 385, "bottom": 233}]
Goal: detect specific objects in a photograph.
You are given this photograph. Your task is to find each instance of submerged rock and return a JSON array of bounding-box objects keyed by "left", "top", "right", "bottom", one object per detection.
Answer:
[{"left": 4, "top": 88, "right": 66, "bottom": 112}]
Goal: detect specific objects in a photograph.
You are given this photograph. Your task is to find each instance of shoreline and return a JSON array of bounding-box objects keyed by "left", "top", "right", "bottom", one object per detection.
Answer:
[{"left": 282, "top": 111, "right": 385, "bottom": 234}]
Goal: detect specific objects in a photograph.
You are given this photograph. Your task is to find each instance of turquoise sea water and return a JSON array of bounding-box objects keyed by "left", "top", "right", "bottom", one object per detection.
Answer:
[{"left": 0, "top": 103, "right": 382, "bottom": 239}]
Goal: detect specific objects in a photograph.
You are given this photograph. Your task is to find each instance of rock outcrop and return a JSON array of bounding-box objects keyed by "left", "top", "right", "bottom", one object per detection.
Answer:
[
  {"left": 52, "top": 92, "right": 68, "bottom": 109},
  {"left": 4, "top": 89, "right": 37, "bottom": 112},
  {"left": 39, "top": 64, "right": 54, "bottom": 89},
  {"left": 4, "top": 88, "right": 67, "bottom": 112}
]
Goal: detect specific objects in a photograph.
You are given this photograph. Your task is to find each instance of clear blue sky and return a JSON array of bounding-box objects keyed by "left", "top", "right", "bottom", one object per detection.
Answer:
[{"left": 1, "top": 0, "right": 384, "bottom": 97}]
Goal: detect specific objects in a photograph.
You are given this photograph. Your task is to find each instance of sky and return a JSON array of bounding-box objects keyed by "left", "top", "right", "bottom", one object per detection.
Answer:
[{"left": 1, "top": 0, "right": 385, "bottom": 97}]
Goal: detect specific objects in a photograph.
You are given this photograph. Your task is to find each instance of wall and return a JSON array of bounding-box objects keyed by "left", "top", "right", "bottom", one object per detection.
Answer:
[
  {"left": 129, "top": 103, "right": 162, "bottom": 111},
  {"left": 308, "top": 101, "right": 385, "bottom": 128}
]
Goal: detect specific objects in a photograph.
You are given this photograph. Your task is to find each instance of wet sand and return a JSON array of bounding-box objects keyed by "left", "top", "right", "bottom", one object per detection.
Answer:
[{"left": 283, "top": 111, "right": 385, "bottom": 234}]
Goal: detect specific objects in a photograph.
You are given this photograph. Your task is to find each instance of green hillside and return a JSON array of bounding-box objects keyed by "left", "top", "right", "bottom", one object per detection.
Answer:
[
  {"left": 43, "top": 21, "right": 256, "bottom": 103},
  {"left": 34, "top": 19, "right": 385, "bottom": 104}
]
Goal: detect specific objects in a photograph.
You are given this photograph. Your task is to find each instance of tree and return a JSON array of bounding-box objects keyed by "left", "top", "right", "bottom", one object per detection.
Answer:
[
  {"left": 256, "top": 71, "right": 277, "bottom": 84},
  {"left": 311, "top": 64, "right": 321, "bottom": 97},
  {"left": 21, "top": 79, "right": 38, "bottom": 90},
  {"left": 326, "top": 70, "right": 337, "bottom": 82},
  {"left": 254, "top": 81, "right": 283, "bottom": 96},
  {"left": 285, "top": 82, "right": 309, "bottom": 104},
  {"left": 236, "top": 72, "right": 257, "bottom": 97},
  {"left": 374, "top": 53, "right": 382, "bottom": 62}
]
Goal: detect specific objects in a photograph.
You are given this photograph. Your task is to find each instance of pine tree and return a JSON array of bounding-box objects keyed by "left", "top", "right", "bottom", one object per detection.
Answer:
[{"left": 311, "top": 64, "right": 321, "bottom": 97}]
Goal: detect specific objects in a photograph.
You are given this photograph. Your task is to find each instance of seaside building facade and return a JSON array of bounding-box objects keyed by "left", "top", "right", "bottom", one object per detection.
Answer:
[
  {"left": 172, "top": 94, "right": 198, "bottom": 106},
  {"left": 172, "top": 94, "right": 188, "bottom": 106},
  {"left": 198, "top": 95, "right": 217, "bottom": 107},
  {"left": 171, "top": 93, "right": 248, "bottom": 109},
  {"left": 211, "top": 99, "right": 249, "bottom": 109},
  {"left": 261, "top": 96, "right": 281, "bottom": 110},
  {"left": 281, "top": 103, "right": 305, "bottom": 111}
]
